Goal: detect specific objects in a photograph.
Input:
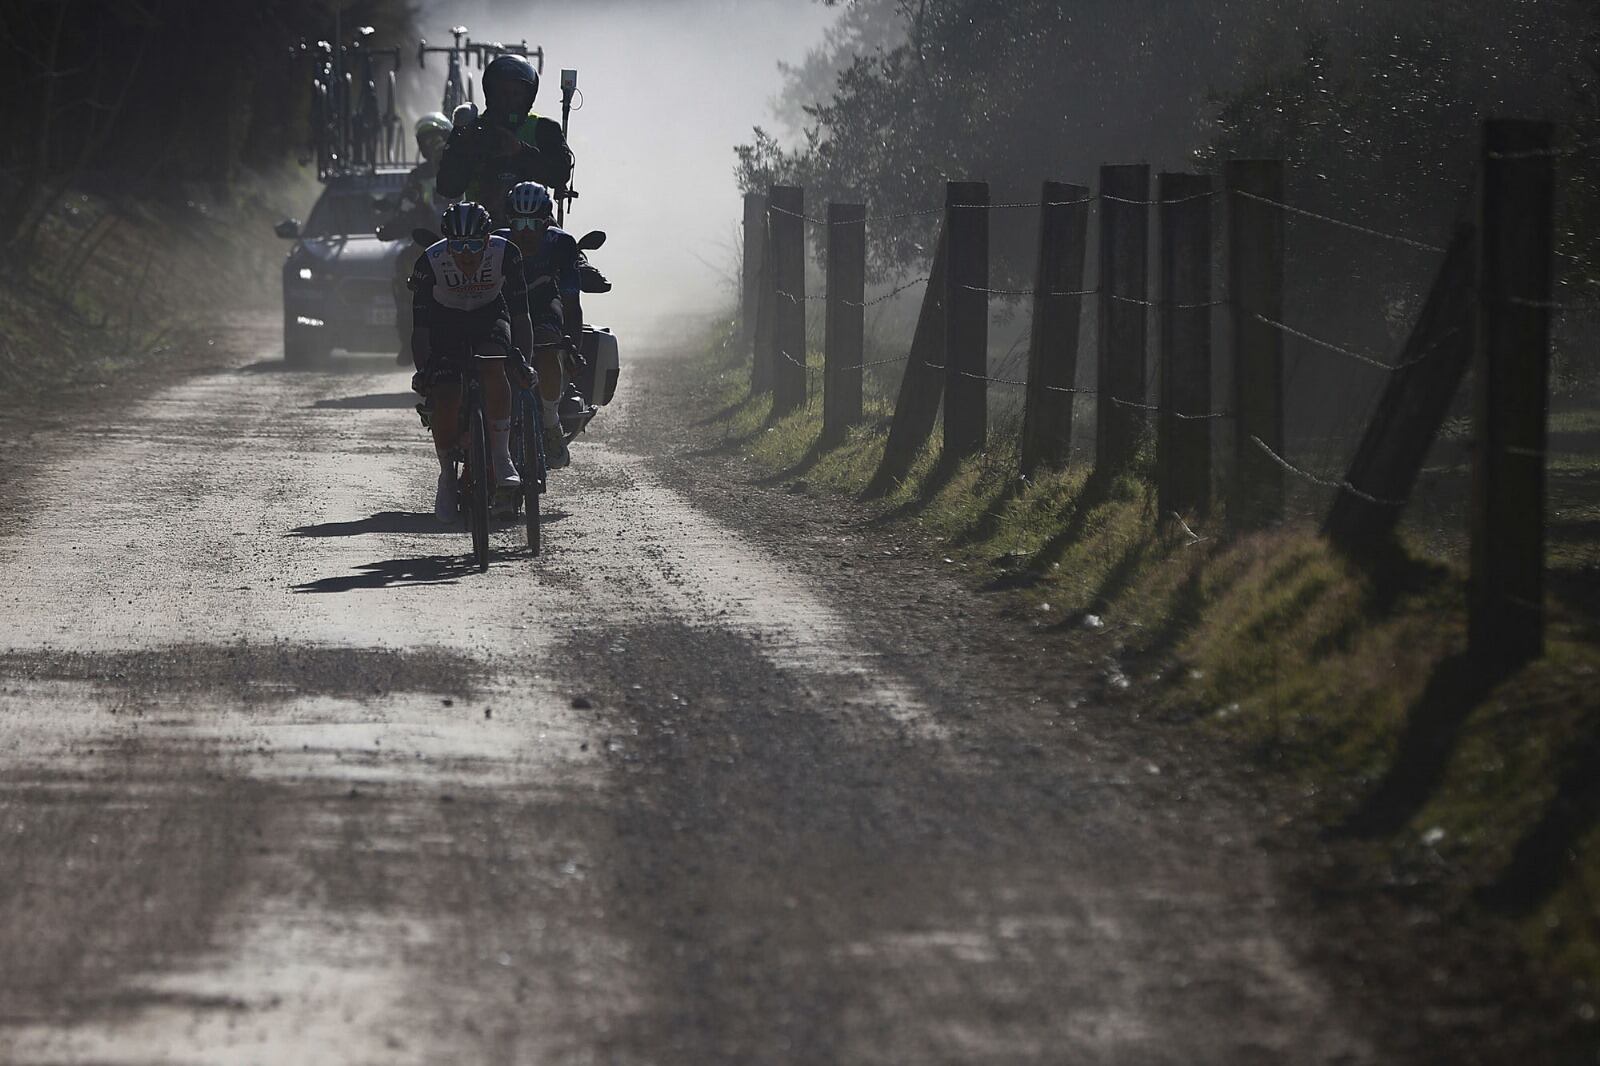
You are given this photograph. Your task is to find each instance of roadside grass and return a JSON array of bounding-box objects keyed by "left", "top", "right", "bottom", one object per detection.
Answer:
[
  {"left": 692, "top": 316, "right": 1600, "bottom": 1009},
  {"left": 0, "top": 168, "right": 307, "bottom": 400}
]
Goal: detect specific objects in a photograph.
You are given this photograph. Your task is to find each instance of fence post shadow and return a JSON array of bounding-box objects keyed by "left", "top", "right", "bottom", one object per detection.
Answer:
[
  {"left": 1336, "top": 651, "right": 1508, "bottom": 839},
  {"left": 1477, "top": 726, "right": 1600, "bottom": 914}
]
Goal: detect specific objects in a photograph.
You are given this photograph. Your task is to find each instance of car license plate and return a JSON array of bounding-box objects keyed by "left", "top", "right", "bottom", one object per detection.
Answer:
[{"left": 367, "top": 304, "right": 397, "bottom": 327}]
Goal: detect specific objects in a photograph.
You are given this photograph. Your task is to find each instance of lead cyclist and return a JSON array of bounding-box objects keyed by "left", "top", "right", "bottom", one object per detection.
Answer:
[{"left": 409, "top": 201, "right": 535, "bottom": 521}]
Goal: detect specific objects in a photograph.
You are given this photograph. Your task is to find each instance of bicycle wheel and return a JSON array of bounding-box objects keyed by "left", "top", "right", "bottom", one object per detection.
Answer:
[
  {"left": 521, "top": 391, "right": 544, "bottom": 555},
  {"left": 466, "top": 403, "right": 491, "bottom": 572}
]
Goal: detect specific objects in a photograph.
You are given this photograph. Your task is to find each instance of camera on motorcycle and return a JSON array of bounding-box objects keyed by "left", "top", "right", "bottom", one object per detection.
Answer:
[
  {"left": 412, "top": 228, "right": 439, "bottom": 248},
  {"left": 274, "top": 218, "right": 301, "bottom": 240},
  {"left": 577, "top": 230, "right": 606, "bottom": 252}
]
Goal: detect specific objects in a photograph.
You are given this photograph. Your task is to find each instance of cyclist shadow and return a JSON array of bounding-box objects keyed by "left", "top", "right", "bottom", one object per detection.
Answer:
[
  {"left": 311, "top": 392, "right": 419, "bottom": 410},
  {"left": 289, "top": 511, "right": 455, "bottom": 537},
  {"left": 289, "top": 510, "right": 572, "bottom": 538},
  {"left": 293, "top": 554, "right": 489, "bottom": 593}
]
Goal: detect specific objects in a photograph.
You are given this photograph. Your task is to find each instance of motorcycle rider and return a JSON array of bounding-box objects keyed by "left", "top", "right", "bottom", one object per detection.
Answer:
[
  {"left": 503, "top": 181, "right": 582, "bottom": 470},
  {"left": 378, "top": 112, "right": 453, "bottom": 364},
  {"left": 410, "top": 201, "right": 535, "bottom": 521},
  {"left": 437, "top": 53, "right": 573, "bottom": 221}
]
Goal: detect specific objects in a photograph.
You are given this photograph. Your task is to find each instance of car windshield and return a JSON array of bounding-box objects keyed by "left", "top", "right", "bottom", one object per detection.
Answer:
[{"left": 303, "top": 190, "right": 382, "bottom": 238}]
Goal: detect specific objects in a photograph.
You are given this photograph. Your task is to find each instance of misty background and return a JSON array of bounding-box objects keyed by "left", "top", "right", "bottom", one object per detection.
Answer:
[{"left": 410, "top": 0, "right": 838, "bottom": 335}]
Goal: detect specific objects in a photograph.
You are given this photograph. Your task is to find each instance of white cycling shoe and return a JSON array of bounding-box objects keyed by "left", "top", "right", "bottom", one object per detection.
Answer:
[
  {"left": 544, "top": 428, "right": 571, "bottom": 470},
  {"left": 497, "top": 465, "right": 523, "bottom": 490},
  {"left": 434, "top": 469, "right": 458, "bottom": 523}
]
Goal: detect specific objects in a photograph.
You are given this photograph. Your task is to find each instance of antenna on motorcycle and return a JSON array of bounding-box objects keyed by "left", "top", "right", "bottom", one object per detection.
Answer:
[{"left": 559, "top": 68, "right": 578, "bottom": 226}]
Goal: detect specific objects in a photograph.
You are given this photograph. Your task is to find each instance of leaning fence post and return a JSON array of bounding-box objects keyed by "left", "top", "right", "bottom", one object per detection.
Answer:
[
  {"left": 824, "top": 201, "right": 867, "bottom": 445},
  {"left": 1157, "top": 172, "right": 1215, "bottom": 519},
  {"left": 1020, "top": 180, "right": 1090, "bottom": 478},
  {"left": 869, "top": 225, "right": 948, "bottom": 495},
  {"left": 1322, "top": 221, "right": 1476, "bottom": 555},
  {"left": 944, "top": 181, "right": 989, "bottom": 462},
  {"left": 741, "top": 192, "right": 766, "bottom": 359},
  {"left": 1094, "top": 164, "right": 1151, "bottom": 487},
  {"left": 769, "top": 184, "right": 808, "bottom": 416},
  {"left": 1225, "top": 159, "right": 1286, "bottom": 530},
  {"left": 1470, "top": 119, "right": 1555, "bottom": 666}
]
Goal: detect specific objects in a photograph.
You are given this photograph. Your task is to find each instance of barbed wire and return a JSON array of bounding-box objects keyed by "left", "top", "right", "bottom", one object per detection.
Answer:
[
  {"left": 1508, "top": 296, "right": 1600, "bottom": 312},
  {"left": 1102, "top": 190, "right": 1218, "bottom": 207},
  {"left": 1485, "top": 139, "right": 1599, "bottom": 161},
  {"left": 847, "top": 276, "right": 930, "bottom": 307},
  {"left": 1249, "top": 312, "right": 1405, "bottom": 372},
  {"left": 1249, "top": 435, "right": 1407, "bottom": 507},
  {"left": 763, "top": 189, "right": 1213, "bottom": 227},
  {"left": 937, "top": 361, "right": 1232, "bottom": 417},
  {"left": 1229, "top": 189, "right": 1447, "bottom": 255},
  {"left": 955, "top": 282, "right": 1224, "bottom": 310}
]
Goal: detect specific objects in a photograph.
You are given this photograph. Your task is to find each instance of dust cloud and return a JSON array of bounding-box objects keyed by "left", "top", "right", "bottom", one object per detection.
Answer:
[{"left": 412, "top": 0, "right": 836, "bottom": 338}]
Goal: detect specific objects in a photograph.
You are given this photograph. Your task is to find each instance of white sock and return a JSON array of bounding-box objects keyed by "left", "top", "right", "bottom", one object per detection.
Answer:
[
  {"left": 436, "top": 446, "right": 454, "bottom": 477},
  {"left": 491, "top": 418, "right": 515, "bottom": 475},
  {"left": 542, "top": 398, "right": 561, "bottom": 432}
]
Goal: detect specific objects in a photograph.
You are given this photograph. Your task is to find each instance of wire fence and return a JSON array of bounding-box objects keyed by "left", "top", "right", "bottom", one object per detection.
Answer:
[{"left": 745, "top": 139, "right": 1599, "bottom": 643}]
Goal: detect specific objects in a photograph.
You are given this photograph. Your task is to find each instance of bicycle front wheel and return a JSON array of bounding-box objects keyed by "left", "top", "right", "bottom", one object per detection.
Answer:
[
  {"left": 521, "top": 391, "right": 544, "bottom": 555},
  {"left": 467, "top": 406, "right": 491, "bottom": 572}
]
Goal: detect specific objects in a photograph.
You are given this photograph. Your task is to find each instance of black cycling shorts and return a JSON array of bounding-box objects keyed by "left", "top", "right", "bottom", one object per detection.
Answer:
[{"left": 428, "top": 315, "right": 513, "bottom": 374}]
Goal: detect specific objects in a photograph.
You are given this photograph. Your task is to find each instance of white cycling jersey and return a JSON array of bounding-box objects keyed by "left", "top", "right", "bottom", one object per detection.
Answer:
[{"left": 417, "top": 234, "right": 521, "bottom": 313}]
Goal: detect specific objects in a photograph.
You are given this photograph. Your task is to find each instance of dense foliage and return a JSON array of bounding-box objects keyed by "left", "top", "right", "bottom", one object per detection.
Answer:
[
  {"left": 0, "top": 0, "right": 414, "bottom": 244},
  {"left": 742, "top": 0, "right": 1600, "bottom": 295}
]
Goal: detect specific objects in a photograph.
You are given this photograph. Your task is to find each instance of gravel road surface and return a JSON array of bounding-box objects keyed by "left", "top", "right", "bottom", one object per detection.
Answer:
[{"left": 0, "top": 317, "right": 1383, "bottom": 1064}]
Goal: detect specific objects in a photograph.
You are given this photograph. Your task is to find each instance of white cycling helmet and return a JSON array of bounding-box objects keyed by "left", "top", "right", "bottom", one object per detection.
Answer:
[{"left": 505, "top": 181, "right": 555, "bottom": 221}]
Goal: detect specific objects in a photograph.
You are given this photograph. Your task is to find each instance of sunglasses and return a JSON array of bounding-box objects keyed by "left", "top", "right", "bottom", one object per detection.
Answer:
[
  {"left": 511, "top": 217, "right": 549, "bottom": 232},
  {"left": 447, "top": 237, "right": 486, "bottom": 253}
]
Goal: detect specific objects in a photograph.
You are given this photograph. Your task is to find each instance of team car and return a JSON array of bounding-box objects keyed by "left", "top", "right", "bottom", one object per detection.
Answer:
[{"left": 273, "top": 169, "right": 412, "bottom": 366}]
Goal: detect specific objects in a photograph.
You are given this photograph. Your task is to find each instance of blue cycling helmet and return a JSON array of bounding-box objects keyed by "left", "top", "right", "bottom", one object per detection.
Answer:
[{"left": 440, "top": 201, "right": 493, "bottom": 239}]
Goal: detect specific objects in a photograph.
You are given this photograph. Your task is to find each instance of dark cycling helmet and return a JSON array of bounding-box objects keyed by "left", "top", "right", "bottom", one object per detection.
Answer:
[
  {"left": 440, "top": 201, "right": 493, "bottom": 240},
  {"left": 506, "top": 182, "right": 555, "bottom": 221},
  {"left": 482, "top": 54, "right": 539, "bottom": 118}
]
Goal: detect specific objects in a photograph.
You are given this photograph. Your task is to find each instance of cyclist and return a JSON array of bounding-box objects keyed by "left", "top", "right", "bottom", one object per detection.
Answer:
[
  {"left": 378, "top": 112, "right": 454, "bottom": 365},
  {"left": 503, "top": 181, "right": 581, "bottom": 470},
  {"left": 437, "top": 54, "right": 573, "bottom": 221},
  {"left": 409, "top": 201, "right": 535, "bottom": 522}
]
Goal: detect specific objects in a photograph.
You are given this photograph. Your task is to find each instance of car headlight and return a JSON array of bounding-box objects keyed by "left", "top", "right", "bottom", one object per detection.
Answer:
[{"left": 297, "top": 266, "right": 314, "bottom": 281}]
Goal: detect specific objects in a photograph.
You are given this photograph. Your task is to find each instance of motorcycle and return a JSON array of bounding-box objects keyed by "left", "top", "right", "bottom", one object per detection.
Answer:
[{"left": 561, "top": 229, "right": 620, "bottom": 440}]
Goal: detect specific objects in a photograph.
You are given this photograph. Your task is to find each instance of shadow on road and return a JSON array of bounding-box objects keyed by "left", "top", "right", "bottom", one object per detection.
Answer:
[
  {"left": 312, "top": 392, "right": 419, "bottom": 410},
  {"left": 237, "top": 354, "right": 399, "bottom": 375},
  {"left": 289, "top": 510, "right": 571, "bottom": 539},
  {"left": 290, "top": 511, "right": 451, "bottom": 537},
  {"left": 292, "top": 554, "right": 484, "bottom": 593}
]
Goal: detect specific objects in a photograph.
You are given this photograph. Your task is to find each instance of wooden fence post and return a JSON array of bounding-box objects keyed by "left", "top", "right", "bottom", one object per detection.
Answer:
[
  {"left": 770, "top": 184, "right": 808, "bottom": 416},
  {"left": 1020, "top": 181, "right": 1090, "bottom": 478},
  {"left": 1157, "top": 172, "right": 1215, "bottom": 519},
  {"left": 1225, "top": 159, "right": 1286, "bottom": 530},
  {"left": 1322, "top": 223, "right": 1476, "bottom": 554},
  {"left": 944, "top": 181, "right": 989, "bottom": 461},
  {"left": 752, "top": 203, "right": 775, "bottom": 395},
  {"left": 868, "top": 225, "right": 948, "bottom": 495},
  {"left": 1470, "top": 119, "right": 1555, "bottom": 666},
  {"left": 824, "top": 201, "right": 867, "bottom": 445},
  {"left": 1094, "top": 164, "right": 1151, "bottom": 486},
  {"left": 741, "top": 192, "right": 766, "bottom": 359}
]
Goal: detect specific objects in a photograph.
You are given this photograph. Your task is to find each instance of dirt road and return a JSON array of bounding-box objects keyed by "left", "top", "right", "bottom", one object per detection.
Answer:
[{"left": 0, "top": 316, "right": 1381, "bottom": 1064}]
